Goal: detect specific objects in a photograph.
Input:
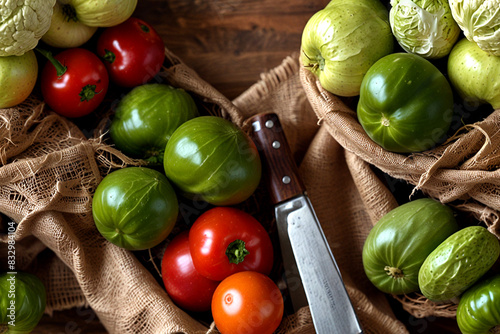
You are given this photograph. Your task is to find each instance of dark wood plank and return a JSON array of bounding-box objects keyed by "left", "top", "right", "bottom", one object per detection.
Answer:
[
  {"left": 133, "top": 0, "right": 329, "bottom": 99},
  {"left": 34, "top": 308, "right": 107, "bottom": 334}
]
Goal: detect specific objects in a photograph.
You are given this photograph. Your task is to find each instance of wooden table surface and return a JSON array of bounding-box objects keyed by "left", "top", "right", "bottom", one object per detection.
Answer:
[
  {"left": 134, "top": 0, "right": 328, "bottom": 100},
  {"left": 34, "top": 1, "right": 462, "bottom": 333}
]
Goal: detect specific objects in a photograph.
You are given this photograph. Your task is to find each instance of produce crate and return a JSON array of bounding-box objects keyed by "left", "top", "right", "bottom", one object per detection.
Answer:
[{"left": 1, "top": 0, "right": 498, "bottom": 333}]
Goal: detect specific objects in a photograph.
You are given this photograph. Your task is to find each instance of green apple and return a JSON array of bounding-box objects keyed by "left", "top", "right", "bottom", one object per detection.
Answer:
[
  {"left": 62, "top": 0, "right": 137, "bottom": 27},
  {"left": 0, "top": 50, "right": 38, "bottom": 109},
  {"left": 448, "top": 38, "right": 500, "bottom": 110},
  {"left": 301, "top": 0, "right": 394, "bottom": 97},
  {"left": 42, "top": 1, "right": 98, "bottom": 48}
]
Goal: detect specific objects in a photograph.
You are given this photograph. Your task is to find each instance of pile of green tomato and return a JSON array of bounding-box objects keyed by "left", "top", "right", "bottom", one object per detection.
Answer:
[
  {"left": 90, "top": 76, "right": 285, "bottom": 334},
  {"left": 2, "top": 10, "right": 277, "bottom": 331},
  {"left": 91, "top": 82, "right": 262, "bottom": 251}
]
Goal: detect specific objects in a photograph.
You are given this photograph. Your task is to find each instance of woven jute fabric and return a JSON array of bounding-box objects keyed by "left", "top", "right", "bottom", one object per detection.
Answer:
[
  {"left": 300, "top": 66, "right": 500, "bottom": 235},
  {"left": 0, "top": 47, "right": 472, "bottom": 333},
  {"left": 298, "top": 57, "right": 500, "bottom": 320}
]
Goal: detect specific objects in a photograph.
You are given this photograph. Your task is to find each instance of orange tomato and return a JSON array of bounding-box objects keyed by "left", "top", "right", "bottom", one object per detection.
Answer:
[{"left": 211, "top": 271, "right": 284, "bottom": 334}]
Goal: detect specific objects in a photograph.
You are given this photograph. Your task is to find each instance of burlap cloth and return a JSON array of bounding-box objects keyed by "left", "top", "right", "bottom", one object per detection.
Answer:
[{"left": 3, "top": 46, "right": 498, "bottom": 333}]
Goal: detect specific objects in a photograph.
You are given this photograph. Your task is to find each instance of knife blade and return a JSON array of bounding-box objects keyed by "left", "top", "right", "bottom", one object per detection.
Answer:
[{"left": 249, "top": 112, "right": 363, "bottom": 334}]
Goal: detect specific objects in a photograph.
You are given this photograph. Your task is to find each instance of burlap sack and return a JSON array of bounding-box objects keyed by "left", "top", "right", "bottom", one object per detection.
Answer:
[
  {"left": 0, "top": 47, "right": 456, "bottom": 333},
  {"left": 298, "top": 54, "right": 500, "bottom": 320},
  {"left": 299, "top": 66, "right": 500, "bottom": 235}
]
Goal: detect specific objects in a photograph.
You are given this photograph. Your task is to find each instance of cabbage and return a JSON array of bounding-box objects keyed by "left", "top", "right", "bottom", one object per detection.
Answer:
[
  {"left": 0, "top": 0, "right": 56, "bottom": 56},
  {"left": 390, "top": 0, "right": 461, "bottom": 58},
  {"left": 449, "top": 0, "right": 500, "bottom": 56}
]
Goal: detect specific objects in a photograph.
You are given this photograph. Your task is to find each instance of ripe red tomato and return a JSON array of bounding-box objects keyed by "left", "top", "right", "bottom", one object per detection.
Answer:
[
  {"left": 161, "top": 231, "right": 219, "bottom": 313},
  {"left": 212, "top": 271, "right": 284, "bottom": 334},
  {"left": 189, "top": 207, "right": 274, "bottom": 281},
  {"left": 40, "top": 48, "right": 109, "bottom": 118},
  {"left": 96, "top": 17, "right": 165, "bottom": 87}
]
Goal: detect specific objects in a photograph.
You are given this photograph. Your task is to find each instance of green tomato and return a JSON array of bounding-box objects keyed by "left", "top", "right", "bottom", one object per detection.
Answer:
[
  {"left": 362, "top": 198, "right": 458, "bottom": 295},
  {"left": 0, "top": 272, "right": 46, "bottom": 334},
  {"left": 0, "top": 50, "right": 38, "bottom": 109},
  {"left": 357, "top": 52, "right": 454, "bottom": 153},
  {"left": 92, "top": 167, "right": 178, "bottom": 250},
  {"left": 457, "top": 275, "right": 500, "bottom": 334},
  {"left": 448, "top": 38, "right": 500, "bottom": 110},
  {"left": 300, "top": 0, "right": 394, "bottom": 97},
  {"left": 110, "top": 84, "right": 199, "bottom": 163},
  {"left": 163, "top": 116, "right": 261, "bottom": 206}
]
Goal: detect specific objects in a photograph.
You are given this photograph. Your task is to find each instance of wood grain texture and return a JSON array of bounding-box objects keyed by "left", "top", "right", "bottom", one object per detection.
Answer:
[
  {"left": 249, "top": 113, "right": 306, "bottom": 204},
  {"left": 133, "top": 0, "right": 329, "bottom": 100}
]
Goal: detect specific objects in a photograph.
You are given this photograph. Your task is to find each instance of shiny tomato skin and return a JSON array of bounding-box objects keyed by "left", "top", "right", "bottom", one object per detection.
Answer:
[
  {"left": 96, "top": 17, "right": 165, "bottom": 87},
  {"left": 189, "top": 207, "right": 274, "bottom": 281},
  {"left": 357, "top": 52, "right": 454, "bottom": 153},
  {"left": 457, "top": 274, "right": 500, "bottom": 334},
  {"left": 92, "top": 167, "right": 178, "bottom": 250},
  {"left": 163, "top": 116, "right": 262, "bottom": 206},
  {"left": 212, "top": 271, "right": 284, "bottom": 334},
  {"left": 40, "top": 48, "right": 109, "bottom": 118},
  {"left": 161, "top": 231, "right": 219, "bottom": 313}
]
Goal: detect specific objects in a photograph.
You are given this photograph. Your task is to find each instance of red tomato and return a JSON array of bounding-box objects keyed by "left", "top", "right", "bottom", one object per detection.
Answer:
[
  {"left": 161, "top": 231, "right": 219, "bottom": 313},
  {"left": 96, "top": 17, "right": 165, "bottom": 87},
  {"left": 189, "top": 207, "right": 274, "bottom": 281},
  {"left": 212, "top": 271, "right": 284, "bottom": 334},
  {"left": 40, "top": 48, "right": 109, "bottom": 118}
]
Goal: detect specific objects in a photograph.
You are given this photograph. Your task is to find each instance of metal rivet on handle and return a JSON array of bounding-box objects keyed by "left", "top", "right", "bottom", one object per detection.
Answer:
[
  {"left": 265, "top": 120, "right": 274, "bottom": 128},
  {"left": 282, "top": 176, "right": 291, "bottom": 184},
  {"left": 272, "top": 141, "right": 281, "bottom": 149}
]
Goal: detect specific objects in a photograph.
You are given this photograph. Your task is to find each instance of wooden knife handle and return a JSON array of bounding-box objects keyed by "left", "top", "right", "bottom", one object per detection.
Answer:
[{"left": 249, "top": 113, "right": 306, "bottom": 205}]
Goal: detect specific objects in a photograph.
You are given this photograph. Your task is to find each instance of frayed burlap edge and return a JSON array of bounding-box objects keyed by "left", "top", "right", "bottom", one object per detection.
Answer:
[
  {"left": 299, "top": 66, "right": 500, "bottom": 235},
  {"left": 297, "top": 58, "right": 500, "bottom": 320}
]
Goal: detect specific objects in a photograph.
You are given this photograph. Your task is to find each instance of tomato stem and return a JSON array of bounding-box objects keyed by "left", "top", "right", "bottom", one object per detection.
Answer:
[
  {"left": 381, "top": 116, "right": 391, "bottom": 127},
  {"left": 384, "top": 266, "right": 404, "bottom": 279},
  {"left": 35, "top": 47, "right": 67, "bottom": 77},
  {"left": 226, "top": 240, "right": 249, "bottom": 264},
  {"left": 144, "top": 149, "right": 164, "bottom": 165},
  {"left": 103, "top": 49, "right": 116, "bottom": 64},
  {"left": 79, "top": 84, "right": 100, "bottom": 102}
]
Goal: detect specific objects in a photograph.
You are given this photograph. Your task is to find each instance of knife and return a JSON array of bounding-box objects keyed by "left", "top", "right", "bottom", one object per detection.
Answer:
[{"left": 249, "top": 112, "right": 363, "bottom": 334}]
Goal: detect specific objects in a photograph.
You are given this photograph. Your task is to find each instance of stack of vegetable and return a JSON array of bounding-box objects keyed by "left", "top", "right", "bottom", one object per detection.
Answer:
[
  {"left": 301, "top": 0, "right": 500, "bottom": 332},
  {"left": 301, "top": 0, "right": 499, "bottom": 153},
  {"left": 1, "top": 0, "right": 498, "bottom": 332},
  {"left": 362, "top": 198, "right": 500, "bottom": 333},
  {"left": 0, "top": 0, "right": 138, "bottom": 111},
  {"left": 1, "top": 1, "right": 284, "bottom": 333}
]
